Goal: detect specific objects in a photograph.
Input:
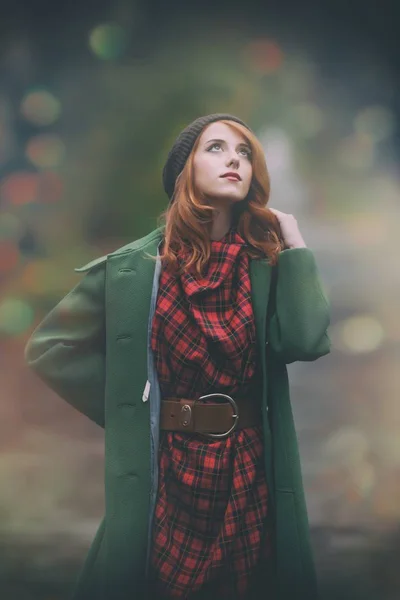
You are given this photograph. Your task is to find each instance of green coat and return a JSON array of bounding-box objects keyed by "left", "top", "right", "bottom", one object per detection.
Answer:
[{"left": 24, "top": 225, "right": 331, "bottom": 600}]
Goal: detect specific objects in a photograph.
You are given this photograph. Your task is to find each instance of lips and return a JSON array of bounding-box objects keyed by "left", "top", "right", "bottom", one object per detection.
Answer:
[{"left": 221, "top": 172, "right": 241, "bottom": 181}]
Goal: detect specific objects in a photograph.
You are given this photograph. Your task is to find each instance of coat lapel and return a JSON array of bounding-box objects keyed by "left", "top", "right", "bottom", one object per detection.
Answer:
[
  {"left": 249, "top": 257, "right": 271, "bottom": 367},
  {"left": 249, "top": 258, "right": 275, "bottom": 510},
  {"left": 103, "top": 234, "right": 159, "bottom": 596}
]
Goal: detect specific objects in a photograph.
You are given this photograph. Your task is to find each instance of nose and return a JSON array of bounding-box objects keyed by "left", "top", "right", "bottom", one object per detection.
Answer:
[{"left": 226, "top": 153, "right": 239, "bottom": 168}]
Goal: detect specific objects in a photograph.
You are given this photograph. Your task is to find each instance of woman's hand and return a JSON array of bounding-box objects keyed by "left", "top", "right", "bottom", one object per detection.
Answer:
[{"left": 269, "top": 208, "right": 307, "bottom": 249}]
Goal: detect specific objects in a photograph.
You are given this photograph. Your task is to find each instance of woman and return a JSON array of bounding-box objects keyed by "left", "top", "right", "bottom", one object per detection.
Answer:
[{"left": 24, "top": 113, "right": 331, "bottom": 600}]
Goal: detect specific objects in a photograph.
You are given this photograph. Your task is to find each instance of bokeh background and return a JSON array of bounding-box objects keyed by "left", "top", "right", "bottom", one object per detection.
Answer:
[{"left": 1, "top": 0, "right": 400, "bottom": 598}]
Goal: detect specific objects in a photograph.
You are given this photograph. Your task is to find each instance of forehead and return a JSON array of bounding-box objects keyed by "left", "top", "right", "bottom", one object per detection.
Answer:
[{"left": 199, "top": 121, "right": 248, "bottom": 144}]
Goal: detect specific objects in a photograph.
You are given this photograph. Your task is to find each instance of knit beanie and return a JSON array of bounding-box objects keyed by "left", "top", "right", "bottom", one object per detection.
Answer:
[{"left": 162, "top": 113, "right": 253, "bottom": 201}]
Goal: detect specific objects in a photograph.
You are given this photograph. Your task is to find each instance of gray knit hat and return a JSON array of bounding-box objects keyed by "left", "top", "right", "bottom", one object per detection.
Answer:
[{"left": 162, "top": 113, "right": 253, "bottom": 201}]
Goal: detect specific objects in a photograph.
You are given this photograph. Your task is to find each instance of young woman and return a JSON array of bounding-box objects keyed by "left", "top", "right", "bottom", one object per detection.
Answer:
[{"left": 24, "top": 113, "right": 331, "bottom": 600}]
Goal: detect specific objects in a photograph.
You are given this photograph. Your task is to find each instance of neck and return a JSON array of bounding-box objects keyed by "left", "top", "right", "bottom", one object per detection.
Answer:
[{"left": 210, "top": 206, "right": 233, "bottom": 241}]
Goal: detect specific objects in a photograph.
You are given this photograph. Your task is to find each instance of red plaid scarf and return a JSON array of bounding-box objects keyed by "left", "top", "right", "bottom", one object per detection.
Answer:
[
  {"left": 151, "top": 225, "right": 257, "bottom": 398},
  {"left": 149, "top": 226, "right": 272, "bottom": 599}
]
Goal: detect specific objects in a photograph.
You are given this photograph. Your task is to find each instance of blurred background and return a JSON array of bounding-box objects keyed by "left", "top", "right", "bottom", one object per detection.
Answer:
[{"left": 0, "top": 0, "right": 399, "bottom": 598}]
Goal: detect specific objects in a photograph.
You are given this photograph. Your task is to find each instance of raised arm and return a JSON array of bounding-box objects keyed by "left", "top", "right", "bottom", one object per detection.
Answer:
[
  {"left": 267, "top": 247, "right": 331, "bottom": 364},
  {"left": 24, "top": 264, "right": 106, "bottom": 427}
]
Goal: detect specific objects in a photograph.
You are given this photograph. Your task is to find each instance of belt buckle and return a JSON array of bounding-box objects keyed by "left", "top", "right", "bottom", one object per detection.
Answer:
[{"left": 194, "top": 393, "right": 239, "bottom": 439}]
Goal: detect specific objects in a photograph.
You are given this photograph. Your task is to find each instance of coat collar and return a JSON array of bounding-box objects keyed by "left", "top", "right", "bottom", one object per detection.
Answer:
[
  {"left": 75, "top": 224, "right": 272, "bottom": 366},
  {"left": 76, "top": 225, "right": 272, "bottom": 359}
]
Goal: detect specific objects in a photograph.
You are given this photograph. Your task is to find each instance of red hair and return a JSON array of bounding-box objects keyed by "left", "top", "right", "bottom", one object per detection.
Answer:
[{"left": 145, "top": 120, "right": 285, "bottom": 276}]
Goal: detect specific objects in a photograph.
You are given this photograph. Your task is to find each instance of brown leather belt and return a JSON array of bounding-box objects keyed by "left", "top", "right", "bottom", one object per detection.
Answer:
[{"left": 160, "top": 392, "right": 262, "bottom": 439}]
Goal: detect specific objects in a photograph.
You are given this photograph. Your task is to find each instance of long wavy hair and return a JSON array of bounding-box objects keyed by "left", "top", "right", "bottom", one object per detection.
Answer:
[{"left": 145, "top": 119, "right": 285, "bottom": 276}]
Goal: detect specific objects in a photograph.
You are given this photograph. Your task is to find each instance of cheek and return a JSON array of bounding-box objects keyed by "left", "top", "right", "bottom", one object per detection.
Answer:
[
  {"left": 244, "top": 165, "right": 253, "bottom": 189},
  {"left": 194, "top": 158, "right": 213, "bottom": 187}
]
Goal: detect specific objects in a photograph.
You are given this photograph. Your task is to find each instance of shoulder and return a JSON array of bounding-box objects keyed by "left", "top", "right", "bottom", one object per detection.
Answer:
[{"left": 74, "top": 226, "right": 164, "bottom": 273}]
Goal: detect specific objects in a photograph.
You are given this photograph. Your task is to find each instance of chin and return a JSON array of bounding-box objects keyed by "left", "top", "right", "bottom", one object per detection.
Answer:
[{"left": 206, "top": 192, "right": 247, "bottom": 203}]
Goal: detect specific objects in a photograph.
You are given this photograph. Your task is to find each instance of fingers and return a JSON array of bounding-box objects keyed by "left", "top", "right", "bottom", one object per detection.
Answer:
[
  {"left": 269, "top": 207, "right": 286, "bottom": 218},
  {"left": 269, "top": 207, "right": 294, "bottom": 219}
]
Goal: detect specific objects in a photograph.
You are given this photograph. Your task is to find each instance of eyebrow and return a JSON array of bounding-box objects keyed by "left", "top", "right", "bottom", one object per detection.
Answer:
[{"left": 205, "top": 138, "right": 251, "bottom": 148}]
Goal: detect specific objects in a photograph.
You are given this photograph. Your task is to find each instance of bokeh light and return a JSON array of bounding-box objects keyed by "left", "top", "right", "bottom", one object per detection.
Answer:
[
  {"left": 26, "top": 134, "right": 66, "bottom": 169},
  {"left": 0, "top": 171, "right": 64, "bottom": 206},
  {"left": 0, "top": 240, "right": 20, "bottom": 274},
  {"left": 88, "top": 23, "right": 128, "bottom": 60},
  {"left": 289, "top": 103, "right": 325, "bottom": 138},
  {"left": 354, "top": 105, "right": 396, "bottom": 143},
  {"left": 332, "top": 315, "right": 385, "bottom": 354},
  {"left": 242, "top": 39, "right": 284, "bottom": 74},
  {"left": 0, "top": 172, "right": 39, "bottom": 205},
  {"left": 0, "top": 298, "right": 35, "bottom": 336},
  {"left": 20, "top": 89, "right": 61, "bottom": 126}
]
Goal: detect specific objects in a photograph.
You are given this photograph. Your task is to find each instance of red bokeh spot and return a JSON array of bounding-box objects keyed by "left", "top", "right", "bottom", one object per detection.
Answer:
[
  {"left": 0, "top": 172, "right": 39, "bottom": 205},
  {"left": 0, "top": 240, "right": 20, "bottom": 273},
  {"left": 244, "top": 39, "right": 284, "bottom": 74},
  {"left": 0, "top": 171, "right": 64, "bottom": 206}
]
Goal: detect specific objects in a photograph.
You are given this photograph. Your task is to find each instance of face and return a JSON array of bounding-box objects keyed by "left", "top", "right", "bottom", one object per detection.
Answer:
[{"left": 192, "top": 121, "right": 253, "bottom": 207}]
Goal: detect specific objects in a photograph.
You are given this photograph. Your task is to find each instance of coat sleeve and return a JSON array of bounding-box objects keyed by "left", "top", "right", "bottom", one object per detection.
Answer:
[
  {"left": 24, "top": 264, "right": 106, "bottom": 427},
  {"left": 267, "top": 247, "right": 331, "bottom": 364}
]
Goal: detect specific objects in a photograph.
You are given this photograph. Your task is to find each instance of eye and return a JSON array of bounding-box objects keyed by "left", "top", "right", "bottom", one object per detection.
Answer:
[
  {"left": 207, "top": 143, "right": 222, "bottom": 151},
  {"left": 206, "top": 143, "right": 252, "bottom": 158},
  {"left": 239, "top": 147, "right": 252, "bottom": 158}
]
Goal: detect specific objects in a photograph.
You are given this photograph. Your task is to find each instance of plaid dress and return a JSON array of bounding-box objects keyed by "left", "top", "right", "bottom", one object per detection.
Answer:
[{"left": 149, "top": 225, "right": 272, "bottom": 599}]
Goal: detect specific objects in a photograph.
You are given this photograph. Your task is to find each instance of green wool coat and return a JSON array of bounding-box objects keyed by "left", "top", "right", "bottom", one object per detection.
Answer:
[{"left": 24, "top": 225, "right": 331, "bottom": 600}]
